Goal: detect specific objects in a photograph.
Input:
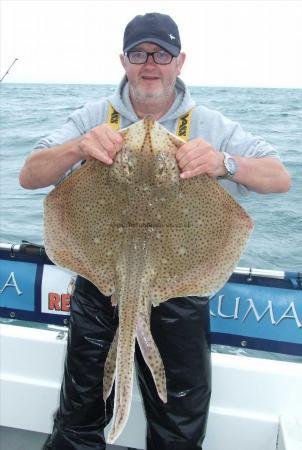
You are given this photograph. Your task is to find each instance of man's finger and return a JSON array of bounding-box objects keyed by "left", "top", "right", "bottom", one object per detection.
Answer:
[
  {"left": 177, "top": 150, "right": 207, "bottom": 170},
  {"left": 180, "top": 165, "right": 207, "bottom": 179},
  {"left": 176, "top": 139, "right": 206, "bottom": 162},
  {"left": 90, "top": 129, "right": 116, "bottom": 154},
  {"left": 83, "top": 143, "right": 113, "bottom": 165},
  {"left": 175, "top": 142, "right": 196, "bottom": 162},
  {"left": 105, "top": 128, "right": 123, "bottom": 147}
]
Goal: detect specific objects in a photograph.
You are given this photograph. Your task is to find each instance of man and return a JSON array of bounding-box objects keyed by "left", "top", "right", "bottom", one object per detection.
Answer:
[{"left": 20, "top": 12, "right": 291, "bottom": 450}]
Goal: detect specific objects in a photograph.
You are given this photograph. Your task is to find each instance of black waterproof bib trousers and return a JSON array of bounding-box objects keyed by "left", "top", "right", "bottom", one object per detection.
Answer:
[{"left": 44, "top": 276, "right": 211, "bottom": 450}]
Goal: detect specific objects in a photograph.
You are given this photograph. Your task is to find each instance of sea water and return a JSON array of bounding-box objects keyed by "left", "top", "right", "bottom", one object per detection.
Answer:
[
  {"left": 0, "top": 82, "right": 301, "bottom": 271},
  {"left": 1, "top": 82, "right": 301, "bottom": 363}
]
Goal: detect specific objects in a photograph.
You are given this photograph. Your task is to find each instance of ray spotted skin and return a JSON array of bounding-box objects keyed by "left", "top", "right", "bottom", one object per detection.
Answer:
[
  {"left": 44, "top": 117, "right": 253, "bottom": 443},
  {"left": 106, "top": 230, "right": 151, "bottom": 442},
  {"left": 136, "top": 291, "right": 167, "bottom": 403},
  {"left": 103, "top": 328, "right": 118, "bottom": 401}
]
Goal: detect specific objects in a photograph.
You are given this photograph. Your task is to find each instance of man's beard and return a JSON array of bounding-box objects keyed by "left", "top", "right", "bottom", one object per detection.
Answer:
[{"left": 130, "top": 83, "right": 173, "bottom": 103}]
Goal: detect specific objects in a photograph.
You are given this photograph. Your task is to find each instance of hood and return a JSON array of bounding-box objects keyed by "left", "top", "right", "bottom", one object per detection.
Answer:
[{"left": 108, "top": 75, "right": 196, "bottom": 124}]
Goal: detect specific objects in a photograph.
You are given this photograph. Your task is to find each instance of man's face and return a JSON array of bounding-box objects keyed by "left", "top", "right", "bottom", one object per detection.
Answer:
[{"left": 120, "top": 42, "right": 186, "bottom": 103}]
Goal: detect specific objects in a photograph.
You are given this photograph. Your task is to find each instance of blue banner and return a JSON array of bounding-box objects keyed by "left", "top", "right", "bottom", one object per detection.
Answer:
[
  {"left": 0, "top": 251, "right": 301, "bottom": 355},
  {"left": 210, "top": 280, "right": 302, "bottom": 354},
  {"left": 0, "top": 259, "right": 37, "bottom": 311}
]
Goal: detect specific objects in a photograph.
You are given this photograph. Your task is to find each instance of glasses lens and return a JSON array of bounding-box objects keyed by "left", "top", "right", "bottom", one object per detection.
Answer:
[
  {"left": 128, "top": 51, "right": 146, "bottom": 64},
  {"left": 153, "top": 51, "right": 173, "bottom": 64}
]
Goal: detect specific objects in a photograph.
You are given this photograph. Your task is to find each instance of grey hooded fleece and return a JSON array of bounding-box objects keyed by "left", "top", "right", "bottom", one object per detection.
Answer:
[{"left": 34, "top": 76, "right": 280, "bottom": 197}]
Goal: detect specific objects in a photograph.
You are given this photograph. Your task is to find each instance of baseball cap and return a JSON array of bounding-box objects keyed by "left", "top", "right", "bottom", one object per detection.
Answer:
[{"left": 123, "top": 13, "right": 181, "bottom": 57}]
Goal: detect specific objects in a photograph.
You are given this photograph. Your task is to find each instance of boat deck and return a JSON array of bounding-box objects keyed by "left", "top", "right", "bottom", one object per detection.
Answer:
[{"left": 0, "top": 426, "right": 125, "bottom": 450}]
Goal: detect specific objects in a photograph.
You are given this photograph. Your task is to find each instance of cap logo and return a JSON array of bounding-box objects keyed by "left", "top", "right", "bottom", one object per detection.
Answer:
[{"left": 169, "top": 33, "right": 176, "bottom": 40}]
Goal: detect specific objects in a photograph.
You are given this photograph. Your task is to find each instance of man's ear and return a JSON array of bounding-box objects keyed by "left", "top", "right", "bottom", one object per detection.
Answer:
[
  {"left": 119, "top": 54, "right": 126, "bottom": 69},
  {"left": 176, "top": 52, "right": 186, "bottom": 76}
]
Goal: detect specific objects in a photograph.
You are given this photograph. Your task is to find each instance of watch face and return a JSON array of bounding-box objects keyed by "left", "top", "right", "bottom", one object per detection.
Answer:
[{"left": 226, "top": 156, "right": 237, "bottom": 176}]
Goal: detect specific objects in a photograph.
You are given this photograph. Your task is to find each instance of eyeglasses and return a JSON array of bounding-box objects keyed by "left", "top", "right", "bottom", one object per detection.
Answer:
[{"left": 125, "top": 50, "right": 174, "bottom": 65}]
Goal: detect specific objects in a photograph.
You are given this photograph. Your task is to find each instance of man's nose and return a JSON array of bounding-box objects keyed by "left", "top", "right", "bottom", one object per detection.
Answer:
[{"left": 145, "top": 54, "right": 156, "bottom": 65}]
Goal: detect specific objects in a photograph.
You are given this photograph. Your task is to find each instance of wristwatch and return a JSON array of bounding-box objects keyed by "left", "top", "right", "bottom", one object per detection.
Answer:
[{"left": 218, "top": 152, "right": 238, "bottom": 179}]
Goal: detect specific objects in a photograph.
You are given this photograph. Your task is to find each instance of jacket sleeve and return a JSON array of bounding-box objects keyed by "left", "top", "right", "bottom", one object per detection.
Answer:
[
  {"left": 218, "top": 114, "right": 280, "bottom": 160},
  {"left": 192, "top": 106, "right": 281, "bottom": 196},
  {"left": 193, "top": 106, "right": 280, "bottom": 160},
  {"left": 31, "top": 99, "right": 109, "bottom": 184},
  {"left": 33, "top": 99, "right": 108, "bottom": 150}
]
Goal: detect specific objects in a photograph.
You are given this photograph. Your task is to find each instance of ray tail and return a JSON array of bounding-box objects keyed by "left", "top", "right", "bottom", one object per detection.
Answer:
[
  {"left": 136, "top": 297, "right": 167, "bottom": 403},
  {"left": 103, "top": 329, "right": 118, "bottom": 401},
  {"left": 106, "top": 232, "right": 152, "bottom": 444}
]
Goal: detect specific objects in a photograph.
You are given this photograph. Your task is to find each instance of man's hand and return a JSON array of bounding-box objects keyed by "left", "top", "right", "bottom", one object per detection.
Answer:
[
  {"left": 176, "top": 138, "right": 226, "bottom": 179},
  {"left": 79, "top": 124, "right": 123, "bottom": 165},
  {"left": 175, "top": 137, "right": 291, "bottom": 194}
]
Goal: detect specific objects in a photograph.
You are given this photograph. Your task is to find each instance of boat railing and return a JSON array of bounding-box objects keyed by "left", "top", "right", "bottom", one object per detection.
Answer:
[{"left": 0, "top": 241, "right": 301, "bottom": 358}]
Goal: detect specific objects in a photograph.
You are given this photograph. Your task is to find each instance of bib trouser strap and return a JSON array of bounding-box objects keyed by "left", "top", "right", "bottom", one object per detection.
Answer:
[
  {"left": 106, "top": 103, "right": 120, "bottom": 130},
  {"left": 176, "top": 109, "right": 193, "bottom": 142},
  {"left": 106, "top": 102, "right": 194, "bottom": 141}
]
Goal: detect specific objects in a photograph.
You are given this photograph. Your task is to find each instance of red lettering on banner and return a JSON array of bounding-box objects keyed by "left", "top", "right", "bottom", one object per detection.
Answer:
[
  {"left": 61, "top": 294, "right": 70, "bottom": 312},
  {"left": 48, "top": 292, "right": 71, "bottom": 312}
]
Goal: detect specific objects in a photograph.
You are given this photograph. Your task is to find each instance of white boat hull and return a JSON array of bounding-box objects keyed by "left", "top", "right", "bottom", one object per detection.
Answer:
[{"left": 1, "top": 322, "right": 301, "bottom": 450}]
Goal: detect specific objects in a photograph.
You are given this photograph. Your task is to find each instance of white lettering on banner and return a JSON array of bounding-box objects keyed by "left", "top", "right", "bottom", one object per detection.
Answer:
[
  {"left": 218, "top": 295, "right": 240, "bottom": 319},
  {"left": 210, "top": 296, "right": 302, "bottom": 329},
  {"left": 275, "top": 302, "right": 302, "bottom": 328},
  {"left": 0, "top": 272, "right": 23, "bottom": 296},
  {"left": 242, "top": 299, "right": 277, "bottom": 324}
]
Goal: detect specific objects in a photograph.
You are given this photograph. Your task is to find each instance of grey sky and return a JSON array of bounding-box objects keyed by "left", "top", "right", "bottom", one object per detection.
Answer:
[{"left": 1, "top": 0, "right": 302, "bottom": 88}]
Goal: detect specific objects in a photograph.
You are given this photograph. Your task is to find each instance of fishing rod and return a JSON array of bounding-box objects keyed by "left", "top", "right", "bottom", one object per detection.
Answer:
[{"left": 0, "top": 58, "right": 19, "bottom": 82}]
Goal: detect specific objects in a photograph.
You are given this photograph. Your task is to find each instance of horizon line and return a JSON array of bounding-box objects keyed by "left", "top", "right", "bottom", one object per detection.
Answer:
[{"left": 2, "top": 81, "right": 302, "bottom": 90}]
